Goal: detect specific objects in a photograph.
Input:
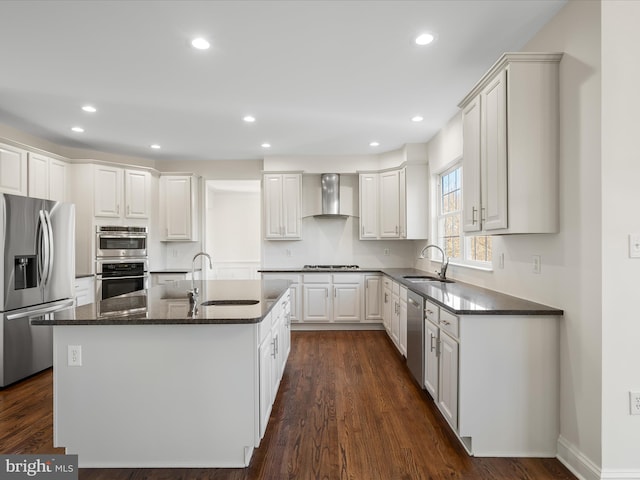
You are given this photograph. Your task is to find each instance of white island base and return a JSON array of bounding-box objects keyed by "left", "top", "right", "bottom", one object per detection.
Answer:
[
  {"left": 51, "top": 282, "right": 291, "bottom": 468},
  {"left": 54, "top": 324, "right": 259, "bottom": 467}
]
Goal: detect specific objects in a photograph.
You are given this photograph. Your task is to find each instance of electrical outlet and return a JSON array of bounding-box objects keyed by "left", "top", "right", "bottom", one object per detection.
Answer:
[
  {"left": 285, "top": 249, "right": 292, "bottom": 257},
  {"left": 532, "top": 255, "right": 541, "bottom": 274},
  {"left": 630, "top": 392, "right": 640, "bottom": 415},
  {"left": 383, "top": 248, "right": 390, "bottom": 256},
  {"left": 68, "top": 345, "right": 82, "bottom": 366},
  {"left": 172, "top": 249, "right": 178, "bottom": 258},
  {"left": 498, "top": 253, "right": 505, "bottom": 269}
]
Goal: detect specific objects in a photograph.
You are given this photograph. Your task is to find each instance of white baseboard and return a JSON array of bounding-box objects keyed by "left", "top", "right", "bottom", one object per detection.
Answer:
[
  {"left": 557, "top": 435, "right": 601, "bottom": 480},
  {"left": 600, "top": 471, "right": 640, "bottom": 480},
  {"left": 291, "top": 322, "right": 385, "bottom": 331}
]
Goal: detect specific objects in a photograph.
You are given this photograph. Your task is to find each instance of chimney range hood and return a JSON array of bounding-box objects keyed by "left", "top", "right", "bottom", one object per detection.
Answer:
[{"left": 314, "top": 173, "right": 347, "bottom": 218}]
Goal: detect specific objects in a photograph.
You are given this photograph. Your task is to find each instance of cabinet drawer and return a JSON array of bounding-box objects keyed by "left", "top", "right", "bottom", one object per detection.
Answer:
[
  {"left": 332, "top": 274, "right": 361, "bottom": 284},
  {"left": 400, "top": 285, "right": 407, "bottom": 302},
  {"left": 302, "top": 274, "right": 332, "bottom": 284},
  {"left": 424, "top": 300, "right": 439, "bottom": 324},
  {"left": 259, "top": 311, "right": 273, "bottom": 342},
  {"left": 382, "top": 277, "right": 392, "bottom": 290},
  {"left": 439, "top": 308, "right": 459, "bottom": 339},
  {"left": 392, "top": 281, "right": 400, "bottom": 296}
]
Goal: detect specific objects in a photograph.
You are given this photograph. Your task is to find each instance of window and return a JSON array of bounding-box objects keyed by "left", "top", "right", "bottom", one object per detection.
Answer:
[{"left": 436, "top": 164, "right": 492, "bottom": 267}]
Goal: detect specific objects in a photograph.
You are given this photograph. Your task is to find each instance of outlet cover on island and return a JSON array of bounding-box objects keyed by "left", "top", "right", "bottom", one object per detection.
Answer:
[
  {"left": 68, "top": 345, "right": 82, "bottom": 367},
  {"left": 630, "top": 392, "right": 640, "bottom": 415}
]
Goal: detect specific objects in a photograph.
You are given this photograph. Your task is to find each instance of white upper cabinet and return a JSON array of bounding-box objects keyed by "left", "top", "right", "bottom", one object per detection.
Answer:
[
  {"left": 94, "top": 165, "right": 123, "bottom": 217},
  {"left": 263, "top": 173, "right": 301, "bottom": 240},
  {"left": 459, "top": 52, "right": 562, "bottom": 234},
  {"left": 0, "top": 143, "right": 28, "bottom": 196},
  {"left": 28, "top": 152, "right": 69, "bottom": 201},
  {"left": 124, "top": 169, "right": 151, "bottom": 218},
  {"left": 160, "top": 174, "right": 199, "bottom": 241},
  {"left": 379, "top": 170, "right": 400, "bottom": 238},
  {"left": 359, "top": 165, "right": 428, "bottom": 240},
  {"left": 359, "top": 173, "right": 378, "bottom": 239},
  {"left": 94, "top": 165, "right": 151, "bottom": 219}
]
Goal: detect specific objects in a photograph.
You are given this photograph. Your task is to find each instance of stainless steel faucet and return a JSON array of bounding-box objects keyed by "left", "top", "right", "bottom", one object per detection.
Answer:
[
  {"left": 189, "top": 251, "right": 213, "bottom": 299},
  {"left": 419, "top": 244, "right": 450, "bottom": 280}
]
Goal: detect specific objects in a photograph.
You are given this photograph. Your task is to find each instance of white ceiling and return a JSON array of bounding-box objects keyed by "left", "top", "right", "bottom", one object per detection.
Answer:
[{"left": 0, "top": 0, "right": 566, "bottom": 162}]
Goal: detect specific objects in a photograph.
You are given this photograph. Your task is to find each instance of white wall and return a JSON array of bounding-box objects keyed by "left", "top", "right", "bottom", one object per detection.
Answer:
[
  {"left": 601, "top": 0, "right": 640, "bottom": 474},
  {"left": 418, "top": 1, "right": 604, "bottom": 477}
]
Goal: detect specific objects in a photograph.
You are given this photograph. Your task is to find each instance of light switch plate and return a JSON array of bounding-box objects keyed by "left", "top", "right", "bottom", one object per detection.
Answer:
[{"left": 629, "top": 234, "right": 640, "bottom": 258}]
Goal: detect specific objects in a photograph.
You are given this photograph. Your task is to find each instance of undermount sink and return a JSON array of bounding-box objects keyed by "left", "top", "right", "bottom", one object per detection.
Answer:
[
  {"left": 403, "top": 275, "right": 455, "bottom": 284},
  {"left": 200, "top": 299, "right": 259, "bottom": 306}
]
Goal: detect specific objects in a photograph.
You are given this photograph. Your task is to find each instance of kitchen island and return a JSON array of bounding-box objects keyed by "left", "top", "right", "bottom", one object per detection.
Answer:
[{"left": 33, "top": 279, "right": 291, "bottom": 468}]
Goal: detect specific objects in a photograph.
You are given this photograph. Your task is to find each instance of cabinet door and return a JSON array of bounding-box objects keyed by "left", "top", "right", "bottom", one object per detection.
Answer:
[
  {"left": 263, "top": 174, "right": 283, "bottom": 239},
  {"left": 289, "top": 283, "right": 301, "bottom": 322},
  {"left": 379, "top": 170, "right": 400, "bottom": 238},
  {"left": 0, "top": 143, "right": 28, "bottom": 196},
  {"left": 438, "top": 331, "right": 459, "bottom": 431},
  {"left": 382, "top": 285, "right": 392, "bottom": 333},
  {"left": 48, "top": 159, "right": 68, "bottom": 202},
  {"left": 28, "top": 153, "right": 49, "bottom": 199},
  {"left": 94, "top": 165, "right": 123, "bottom": 217},
  {"left": 333, "top": 284, "right": 361, "bottom": 322},
  {"left": 281, "top": 174, "right": 301, "bottom": 239},
  {"left": 390, "top": 292, "right": 400, "bottom": 347},
  {"left": 359, "top": 174, "right": 378, "bottom": 238},
  {"left": 481, "top": 69, "right": 508, "bottom": 231},
  {"left": 259, "top": 332, "right": 274, "bottom": 439},
  {"left": 364, "top": 275, "right": 382, "bottom": 321},
  {"left": 462, "top": 97, "right": 482, "bottom": 233},
  {"left": 303, "top": 284, "right": 331, "bottom": 322},
  {"left": 125, "top": 169, "right": 150, "bottom": 218},
  {"left": 399, "top": 294, "right": 407, "bottom": 357},
  {"left": 163, "top": 176, "right": 193, "bottom": 240},
  {"left": 424, "top": 321, "right": 439, "bottom": 399},
  {"left": 399, "top": 167, "right": 407, "bottom": 238}
]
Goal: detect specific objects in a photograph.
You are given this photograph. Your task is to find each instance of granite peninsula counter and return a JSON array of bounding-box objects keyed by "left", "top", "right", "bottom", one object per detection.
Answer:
[{"left": 35, "top": 279, "right": 292, "bottom": 468}]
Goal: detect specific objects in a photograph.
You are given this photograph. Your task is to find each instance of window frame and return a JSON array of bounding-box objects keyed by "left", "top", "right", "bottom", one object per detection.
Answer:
[{"left": 433, "top": 162, "right": 493, "bottom": 270}]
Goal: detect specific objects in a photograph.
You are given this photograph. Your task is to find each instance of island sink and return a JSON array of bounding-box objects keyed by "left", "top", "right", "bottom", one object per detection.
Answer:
[{"left": 201, "top": 299, "right": 259, "bottom": 306}]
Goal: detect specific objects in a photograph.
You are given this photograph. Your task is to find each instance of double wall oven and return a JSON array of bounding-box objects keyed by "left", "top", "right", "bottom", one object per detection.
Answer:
[{"left": 95, "top": 226, "right": 149, "bottom": 314}]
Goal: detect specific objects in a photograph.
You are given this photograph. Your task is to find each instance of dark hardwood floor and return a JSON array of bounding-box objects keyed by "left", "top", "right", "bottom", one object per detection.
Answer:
[{"left": 0, "top": 331, "right": 576, "bottom": 479}]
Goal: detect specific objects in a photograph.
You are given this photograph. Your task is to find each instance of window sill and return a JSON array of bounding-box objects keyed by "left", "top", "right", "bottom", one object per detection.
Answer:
[{"left": 448, "top": 260, "right": 493, "bottom": 273}]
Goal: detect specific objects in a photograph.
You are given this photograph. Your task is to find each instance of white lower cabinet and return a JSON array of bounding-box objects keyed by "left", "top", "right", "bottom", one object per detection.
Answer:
[
  {"left": 382, "top": 277, "right": 392, "bottom": 333},
  {"left": 364, "top": 275, "right": 382, "bottom": 322},
  {"left": 422, "top": 299, "right": 559, "bottom": 456},
  {"left": 399, "top": 286, "right": 407, "bottom": 357},
  {"left": 258, "top": 291, "right": 291, "bottom": 440},
  {"left": 303, "top": 276, "right": 332, "bottom": 322},
  {"left": 332, "top": 275, "right": 361, "bottom": 322}
]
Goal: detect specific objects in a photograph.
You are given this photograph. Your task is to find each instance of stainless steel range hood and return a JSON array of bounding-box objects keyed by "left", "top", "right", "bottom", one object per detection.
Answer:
[{"left": 314, "top": 173, "right": 347, "bottom": 218}]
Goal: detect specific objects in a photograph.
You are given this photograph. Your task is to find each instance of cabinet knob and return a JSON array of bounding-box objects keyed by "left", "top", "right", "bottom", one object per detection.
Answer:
[{"left": 441, "top": 319, "right": 450, "bottom": 326}]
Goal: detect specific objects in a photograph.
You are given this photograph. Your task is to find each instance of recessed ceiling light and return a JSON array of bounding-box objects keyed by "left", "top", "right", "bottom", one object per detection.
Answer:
[
  {"left": 412, "top": 115, "right": 424, "bottom": 122},
  {"left": 369, "top": 141, "right": 380, "bottom": 147},
  {"left": 150, "top": 144, "right": 161, "bottom": 150},
  {"left": 82, "top": 105, "right": 97, "bottom": 113},
  {"left": 415, "top": 33, "right": 435, "bottom": 46},
  {"left": 243, "top": 115, "right": 256, "bottom": 123},
  {"left": 191, "top": 37, "right": 210, "bottom": 50},
  {"left": 261, "top": 143, "right": 271, "bottom": 148},
  {"left": 71, "top": 126, "right": 84, "bottom": 133}
]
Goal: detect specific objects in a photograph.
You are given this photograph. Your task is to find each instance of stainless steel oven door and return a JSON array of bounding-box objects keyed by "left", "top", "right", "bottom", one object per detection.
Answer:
[
  {"left": 96, "top": 232, "right": 147, "bottom": 258},
  {"left": 95, "top": 258, "right": 149, "bottom": 301}
]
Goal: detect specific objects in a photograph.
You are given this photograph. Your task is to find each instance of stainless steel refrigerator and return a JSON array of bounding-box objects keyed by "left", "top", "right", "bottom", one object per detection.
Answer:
[{"left": 0, "top": 193, "right": 75, "bottom": 387}]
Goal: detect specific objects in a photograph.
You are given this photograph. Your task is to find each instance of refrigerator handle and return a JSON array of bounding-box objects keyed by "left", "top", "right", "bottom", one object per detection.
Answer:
[
  {"left": 37, "top": 210, "right": 49, "bottom": 284},
  {"left": 43, "top": 209, "right": 54, "bottom": 285},
  {"left": 6, "top": 298, "right": 75, "bottom": 321}
]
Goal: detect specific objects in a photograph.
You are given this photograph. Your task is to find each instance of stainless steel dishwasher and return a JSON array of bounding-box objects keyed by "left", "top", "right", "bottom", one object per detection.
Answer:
[{"left": 406, "top": 290, "right": 425, "bottom": 386}]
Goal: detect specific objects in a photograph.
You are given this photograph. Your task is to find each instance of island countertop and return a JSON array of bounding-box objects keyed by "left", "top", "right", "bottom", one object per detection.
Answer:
[{"left": 33, "top": 279, "right": 291, "bottom": 326}]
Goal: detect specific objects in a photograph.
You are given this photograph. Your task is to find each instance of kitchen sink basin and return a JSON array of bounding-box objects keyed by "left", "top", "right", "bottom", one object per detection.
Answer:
[
  {"left": 201, "top": 299, "right": 259, "bottom": 306},
  {"left": 403, "top": 275, "right": 455, "bottom": 284}
]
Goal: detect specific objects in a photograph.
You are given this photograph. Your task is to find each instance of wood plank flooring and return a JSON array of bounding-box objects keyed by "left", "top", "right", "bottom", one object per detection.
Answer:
[{"left": 0, "top": 331, "right": 577, "bottom": 479}]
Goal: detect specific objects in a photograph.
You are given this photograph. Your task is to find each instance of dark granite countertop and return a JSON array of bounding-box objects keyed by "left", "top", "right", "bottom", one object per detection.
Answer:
[
  {"left": 33, "top": 279, "right": 290, "bottom": 326},
  {"left": 260, "top": 267, "right": 562, "bottom": 316},
  {"left": 381, "top": 268, "right": 563, "bottom": 316}
]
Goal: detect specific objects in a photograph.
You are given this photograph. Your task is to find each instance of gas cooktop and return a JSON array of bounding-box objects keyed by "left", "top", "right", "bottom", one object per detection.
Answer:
[{"left": 303, "top": 265, "right": 360, "bottom": 270}]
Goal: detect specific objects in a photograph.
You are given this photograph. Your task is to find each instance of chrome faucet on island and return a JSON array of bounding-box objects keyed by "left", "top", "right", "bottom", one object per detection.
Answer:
[
  {"left": 419, "top": 244, "right": 450, "bottom": 281},
  {"left": 188, "top": 252, "right": 213, "bottom": 307}
]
